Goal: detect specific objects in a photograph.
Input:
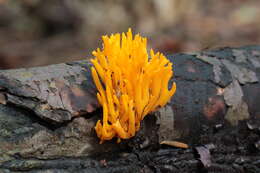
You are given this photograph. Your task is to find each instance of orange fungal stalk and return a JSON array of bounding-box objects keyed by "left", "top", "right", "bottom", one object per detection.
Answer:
[{"left": 91, "top": 28, "right": 176, "bottom": 143}]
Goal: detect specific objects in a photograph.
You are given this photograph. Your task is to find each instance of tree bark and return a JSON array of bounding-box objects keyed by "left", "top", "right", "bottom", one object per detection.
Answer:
[{"left": 0, "top": 46, "right": 259, "bottom": 172}]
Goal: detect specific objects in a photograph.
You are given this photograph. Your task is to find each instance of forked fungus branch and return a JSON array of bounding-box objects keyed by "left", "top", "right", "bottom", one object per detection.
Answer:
[{"left": 91, "top": 29, "right": 176, "bottom": 143}]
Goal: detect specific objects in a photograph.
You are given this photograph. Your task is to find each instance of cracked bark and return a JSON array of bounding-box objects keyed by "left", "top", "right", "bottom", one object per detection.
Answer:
[{"left": 0, "top": 46, "right": 259, "bottom": 172}]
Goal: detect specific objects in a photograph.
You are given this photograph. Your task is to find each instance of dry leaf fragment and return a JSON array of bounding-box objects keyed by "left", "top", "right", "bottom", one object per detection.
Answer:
[{"left": 160, "top": 140, "right": 189, "bottom": 149}]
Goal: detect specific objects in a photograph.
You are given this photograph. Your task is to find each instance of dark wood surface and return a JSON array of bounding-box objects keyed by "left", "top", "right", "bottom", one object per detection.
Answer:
[{"left": 0, "top": 46, "right": 259, "bottom": 172}]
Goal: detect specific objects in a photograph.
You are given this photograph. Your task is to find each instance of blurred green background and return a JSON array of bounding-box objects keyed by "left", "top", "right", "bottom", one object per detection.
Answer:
[{"left": 0, "top": 0, "right": 260, "bottom": 69}]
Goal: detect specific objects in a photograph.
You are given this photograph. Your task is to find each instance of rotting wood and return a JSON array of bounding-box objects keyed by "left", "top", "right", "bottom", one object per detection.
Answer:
[{"left": 0, "top": 45, "right": 259, "bottom": 172}]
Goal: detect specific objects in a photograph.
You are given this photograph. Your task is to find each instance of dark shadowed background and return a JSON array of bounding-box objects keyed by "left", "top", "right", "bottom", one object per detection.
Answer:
[{"left": 0, "top": 0, "right": 260, "bottom": 69}]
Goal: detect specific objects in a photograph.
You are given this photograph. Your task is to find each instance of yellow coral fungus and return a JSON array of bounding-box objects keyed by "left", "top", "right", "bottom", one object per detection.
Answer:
[{"left": 91, "top": 28, "right": 176, "bottom": 143}]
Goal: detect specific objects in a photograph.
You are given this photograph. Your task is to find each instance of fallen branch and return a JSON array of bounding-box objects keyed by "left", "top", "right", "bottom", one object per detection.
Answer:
[{"left": 0, "top": 46, "right": 259, "bottom": 172}]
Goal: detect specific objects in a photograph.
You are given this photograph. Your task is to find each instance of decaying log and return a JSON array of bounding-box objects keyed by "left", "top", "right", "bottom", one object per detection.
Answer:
[{"left": 0, "top": 45, "right": 259, "bottom": 172}]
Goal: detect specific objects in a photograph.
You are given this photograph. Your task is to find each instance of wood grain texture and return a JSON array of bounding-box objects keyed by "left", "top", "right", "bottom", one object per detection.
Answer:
[{"left": 0, "top": 46, "right": 259, "bottom": 172}]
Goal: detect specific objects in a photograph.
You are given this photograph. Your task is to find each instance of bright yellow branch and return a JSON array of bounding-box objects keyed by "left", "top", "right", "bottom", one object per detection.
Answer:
[{"left": 90, "top": 28, "right": 176, "bottom": 143}]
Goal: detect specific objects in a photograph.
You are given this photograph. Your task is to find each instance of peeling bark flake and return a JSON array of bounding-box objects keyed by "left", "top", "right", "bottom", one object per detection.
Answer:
[
  {"left": 156, "top": 106, "right": 175, "bottom": 142},
  {"left": 223, "top": 80, "right": 250, "bottom": 125},
  {"left": 232, "top": 49, "right": 248, "bottom": 63},
  {"left": 222, "top": 59, "right": 258, "bottom": 84},
  {"left": 196, "top": 54, "right": 222, "bottom": 84}
]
